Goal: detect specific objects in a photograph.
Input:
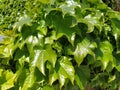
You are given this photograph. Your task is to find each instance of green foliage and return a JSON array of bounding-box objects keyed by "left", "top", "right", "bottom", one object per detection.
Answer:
[{"left": 1, "top": 0, "right": 120, "bottom": 90}]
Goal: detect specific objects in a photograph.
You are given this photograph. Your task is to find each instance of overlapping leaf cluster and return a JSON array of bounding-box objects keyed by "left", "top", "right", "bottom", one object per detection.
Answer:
[{"left": 0, "top": 0, "right": 120, "bottom": 90}]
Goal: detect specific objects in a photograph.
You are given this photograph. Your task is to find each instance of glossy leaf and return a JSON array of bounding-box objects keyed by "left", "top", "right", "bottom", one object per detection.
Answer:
[
  {"left": 45, "top": 44, "right": 57, "bottom": 68},
  {"left": 96, "top": 41, "right": 113, "bottom": 70},
  {"left": 1, "top": 0, "right": 120, "bottom": 90},
  {"left": 74, "top": 38, "right": 97, "bottom": 65},
  {"left": 49, "top": 70, "right": 58, "bottom": 85},
  {"left": 0, "top": 70, "right": 16, "bottom": 90},
  {"left": 46, "top": 11, "right": 77, "bottom": 45},
  {"left": 31, "top": 50, "right": 47, "bottom": 75},
  {"left": 13, "top": 15, "right": 31, "bottom": 32},
  {"left": 22, "top": 72, "right": 35, "bottom": 90},
  {"left": 58, "top": 56, "right": 75, "bottom": 88},
  {"left": 59, "top": 0, "right": 81, "bottom": 16},
  {"left": 82, "top": 9, "right": 103, "bottom": 33}
]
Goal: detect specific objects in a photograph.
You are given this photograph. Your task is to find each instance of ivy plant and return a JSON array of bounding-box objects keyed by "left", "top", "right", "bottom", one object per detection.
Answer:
[{"left": 0, "top": 0, "right": 120, "bottom": 90}]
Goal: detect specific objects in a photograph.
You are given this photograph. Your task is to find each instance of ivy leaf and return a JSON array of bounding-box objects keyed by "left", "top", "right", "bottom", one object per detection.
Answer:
[
  {"left": 31, "top": 49, "right": 48, "bottom": 75},
  {"left": 82, "top": 10, "right": 102, "bottom": 33},
  {"left": 49, "top": 70, "right": 58, "bottom": 85},
  {"left": 38, "top": 0, "right": 55, "bottom": 4},
  {"left": 111, "top": 18, "right": 120, "bottom": 53},
  {"left": 59, "top": 0, "right": 81, "bottom": 16},
  {"left": 57, "top": 56, "right": 75, "bottom": 88},
  {"left": 22, "top": 71, "right": 35, "bottom": 90},
  {"left": 75, "top": 65, "right": 90, "bottom": 90},
  {"left": 31, "top": 44, "right": 56, "bottom": 75},
  {"left": 46, "top": 11, "right": 77, "bottom": 45},
  {"left": 26, "top": 33, "right": 44, "bottom": 53},
  {"left": 13, "top": 15, "right": 31, "bottom": 32},
  {"left": 46, "top": 61, "right": 58, "bottom": 85},
  {"left": 96, "top": 41, "right": 113, "bottom": 70},
  {"left": 42, "top": 85, "right": 54, "bottom": 90},
  {"left": 114, "top": 54, "right": 120, "bottom": 71},
  {"left": 74, "top": 38, "right": 96, "bottom": 66},
  {"left": 45, "top": 44, "right": 57, "bottom": 68},
  {"left": 0, "top": 70, "right": 16, "bottom": 90}
]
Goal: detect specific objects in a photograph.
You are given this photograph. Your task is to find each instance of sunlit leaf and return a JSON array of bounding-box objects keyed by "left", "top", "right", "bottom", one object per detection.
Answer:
[
  {"left": 74, "top": 38, "right": 96, "bottom": 65},
  {"left": 81, "top": 10, "right": 103, "bottom": 33},
  {"left": 45, "top": 44, "right": 57, "bottom": 68},
  {"left": 49, "top": 70, "right": 58, "bottom": 85},
  {"left": 13, "top": 15, "right": 31, "bottom": 32},
  {"left": 0, "top": 70, "right": 16, "bottom": 90},
  {"left": 22, "top": 72, "right": 35, "bottom": 90},
  {"left": 59, "top": 0, "right": 81, "bottom": 15},
  {"left": 31, "top": 50, "right": 47, "bottom": 75},
  {"left": 57, "top": 56, "right": 75, "bottom": 88},
  {"left": 96, "top": 41, "right": 113, "bottom": 70}
]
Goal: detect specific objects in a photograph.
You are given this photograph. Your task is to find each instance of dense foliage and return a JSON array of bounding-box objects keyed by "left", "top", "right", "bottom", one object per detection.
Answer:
[{"left": 1, "top": 0, "right": 120, "bottom": 90}]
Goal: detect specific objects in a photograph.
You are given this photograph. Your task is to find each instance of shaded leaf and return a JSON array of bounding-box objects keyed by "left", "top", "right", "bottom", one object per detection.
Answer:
[
  {"left": 46, "top": 10, "right": 78, "bottom": 45},
  {"left": 75, "top": 65, "right": 90, "bottom": 90},
  {"left": 42, "top": 85, "right": 54, "bottom": 90}
]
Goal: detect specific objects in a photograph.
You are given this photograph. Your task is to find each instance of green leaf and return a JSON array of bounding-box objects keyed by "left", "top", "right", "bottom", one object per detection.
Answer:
[
  {"left": 31, "top": 49, "right": 47, "bottom": 75},
  {"left": 111, "top": 18, "right": 120, "bottom": 53},
  {"left": 26, "top": 33, "right": 44, "bottom": 53},
  {"left": 45, "top": 44, "right": 57, "bottom": 68},
  {"left": 59, "top": 0, "right": 81, "bottom": 16},
  {"left": 38, "top": 0, "right": 55, "bottom": 4},
  {"left": 46, "top": 11, "right": 78, "bottom": 45},
  {"left": 16, "top": 68, "right": 29, "bottom": 88},
  {"left": 37, "top": 20, "right": 47, "bottom": 35},
  {"left": 74, "top": 38, "right": 96, "bottom": 65},
  {"left": 0, "top": 70, "right": 16, "bottom": 90},
  {"left": 57, "top": 56, "right": 75, "bottom": 88},
  {"left": 30, "top": 44, "right": 56, "bottom": 75},
  {"left": 96, "top": 41, "right": 113, "bottom": 70},
  {"left": 47, "top": 60, "right": 58, "bottom": 85},
  {"left": 38, "top": 0, "right": 49, "bottom": 4},
  {"left": 75, "top": 65, "right": 90, "bottom": 90},
  {"left": 22, "top": 67, "right": 45, "bottom": 90},
  {"left": 114, "top": 54, "right": 120, "bottom": 71},
  {"left": 22, "top": 71, "right": 35, "bottom": 90},
  {"left": 108, "top": 75, "right": 116, "bottom": 83},
  {"left": 42, "top": 85, "right": 54, "bottom": 90},
  {"left": 13, "top": 15, "right": 31, "bottom": 32},
  {"left": 81, "top": 10, "right": 103, "bottom": 33},
  {"left": 49, "top": 70, "right": 58, "bottom": 85}
]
